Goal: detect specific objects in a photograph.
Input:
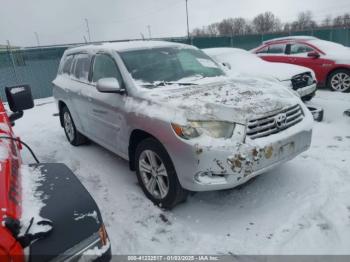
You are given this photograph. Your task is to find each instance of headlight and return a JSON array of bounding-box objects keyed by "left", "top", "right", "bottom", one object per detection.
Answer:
[
  {"left": 171, "top": 121, "right": 239, "bottom": 139},
  {"left": 307, "top": 75, "right": 314, "bottom": 86}
]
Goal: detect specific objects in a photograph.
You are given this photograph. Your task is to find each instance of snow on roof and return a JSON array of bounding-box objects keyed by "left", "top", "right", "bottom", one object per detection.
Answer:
[
  {"left": 65, "top": 40, "right": 191, "bottom": 55},
  {"left": 203, "top": 47, "right": 250, "bottom": 57},
  {"left": 263, "top": 36, "right": 319, "bottom": 44}
]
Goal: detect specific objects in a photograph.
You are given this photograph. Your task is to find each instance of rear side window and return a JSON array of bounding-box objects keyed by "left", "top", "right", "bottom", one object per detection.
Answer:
[
  {"left": 72, "top": 54, "right": 91, "bottom": 81},
  {"left": 62, "top": 55, "right": 74, "bottom": 75},
  {"left": 267, "top": 44, "right": 286, "bottom": 54},
  {"left": 92, "top": 54, "right": 123, "bottom": 86}
]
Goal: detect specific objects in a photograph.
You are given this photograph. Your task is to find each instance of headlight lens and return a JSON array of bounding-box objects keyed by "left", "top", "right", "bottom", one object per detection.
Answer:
[
  {"left": 172, "top": 121, "right": 236, "bottom": 139},
  {"left": 307, "top": 75, "right": 314, "bottom": 86}
]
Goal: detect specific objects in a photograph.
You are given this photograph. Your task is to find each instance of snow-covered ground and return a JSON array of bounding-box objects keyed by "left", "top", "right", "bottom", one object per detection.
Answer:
[{"left": 14, "top": 90, "right": 350, "bottom": 255}]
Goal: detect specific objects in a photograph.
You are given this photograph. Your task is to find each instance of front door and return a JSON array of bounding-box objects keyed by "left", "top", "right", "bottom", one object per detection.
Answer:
[
  {"left": 84, "top": 53, "right": 127, "bottom": 154},
  {"left": 286, "top": 43, "right": 331, "bottom": 84}
]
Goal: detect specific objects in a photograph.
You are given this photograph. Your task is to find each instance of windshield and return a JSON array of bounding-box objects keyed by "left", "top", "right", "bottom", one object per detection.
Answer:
[{"left": 119, "top": 47, "right": 225, "bottom": 87}]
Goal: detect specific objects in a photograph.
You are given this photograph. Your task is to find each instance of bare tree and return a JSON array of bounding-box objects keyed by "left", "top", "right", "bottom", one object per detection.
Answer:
[
  {"left": 283, "top": 23, "right": 292, "bottom": 33},
  {"left": 217, "top": 18, "right": 234, "bottom": 36},
  {"left": 322, "top": 16, "right": 332, "bottom": 27},
  {"left": 206, "top": 23, "right": 220, "bottom": 36},
  {"left": 192, "top": 11, "right": 350, "bottom": 37},
  {"left": 216, "top": 18, "right": 250, "bottom": 36},
  {"left": 291, "top": 11, "right": 317, "bottom": 30},
  {"left": 252, "top": 12, "right": 282, "bottom": 34},
  {"left": 333, "top": 13, "right": 350, "bottom": 27},
  {"left": 191, "top": 27, "right": 208, "bottom": 37}
]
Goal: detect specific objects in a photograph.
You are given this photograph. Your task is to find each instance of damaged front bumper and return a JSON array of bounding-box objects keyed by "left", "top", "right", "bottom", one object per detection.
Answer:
[
  {"left": 168, "top": 117, "right": 313, "bottom": 192},
  {"left": 192, "top": 130, "right": 312, "bottom": 191}
]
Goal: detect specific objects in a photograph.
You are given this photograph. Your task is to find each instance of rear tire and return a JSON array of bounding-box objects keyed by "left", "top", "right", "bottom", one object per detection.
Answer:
[
  {"left": 327, "top": 69, "right": 350, "bottom": 92},
  {"left": 135, "top": 138, "right": 188, "bottom": 209},
  {"left": 61, "top": 106, "right": 88, "bottom": 146}
]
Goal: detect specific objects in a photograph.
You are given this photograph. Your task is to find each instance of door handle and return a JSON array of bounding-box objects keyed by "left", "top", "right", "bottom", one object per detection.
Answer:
[
  {"left": 86, "top": 94, "right": 93, "bottom": 102},
  {"left": 93, "top": 109, "right": 107, "bottom": 114}
]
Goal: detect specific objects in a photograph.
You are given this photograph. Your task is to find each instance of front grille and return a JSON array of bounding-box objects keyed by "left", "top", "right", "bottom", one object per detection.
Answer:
[
  {"left": 291, "top": 72, "right": 313, "bottom": 90},
  {"left": 247, "top": 104, "right": 304, "bottom": 139}
]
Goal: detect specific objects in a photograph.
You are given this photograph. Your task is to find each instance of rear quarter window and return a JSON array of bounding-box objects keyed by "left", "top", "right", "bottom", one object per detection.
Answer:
[
  {"left": 72, "top": 54, "right": 91, "bottom": 81},
  {"left": 61, "top": 55, "right": 74, "bottom": 75},
  {"left": 256, "top": 46, "right": 269, "bottom": 54}
]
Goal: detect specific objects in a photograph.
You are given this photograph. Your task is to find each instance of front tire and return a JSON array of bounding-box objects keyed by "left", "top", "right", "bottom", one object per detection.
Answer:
[
  {"left": 61, "top": 106, "right": 88, "bottom": 146},
  {"left": 327, "top": 69, "right": 350, "bottom": 92},
  {"left": 135, "top": 138, "right": 188, "bottom": 209}
]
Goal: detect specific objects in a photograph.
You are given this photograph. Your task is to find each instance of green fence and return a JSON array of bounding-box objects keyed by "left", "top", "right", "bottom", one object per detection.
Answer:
[{"left": 1, "top": 28, "right": 349, "bottom": 101}]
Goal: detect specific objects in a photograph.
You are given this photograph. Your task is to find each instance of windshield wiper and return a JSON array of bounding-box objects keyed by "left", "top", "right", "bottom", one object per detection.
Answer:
[
  {"left": 140, "top": 81, "right": 198, "bottom": 88},
  {"left": 153, "top": 81, "right": 198, "bottom": 87}
]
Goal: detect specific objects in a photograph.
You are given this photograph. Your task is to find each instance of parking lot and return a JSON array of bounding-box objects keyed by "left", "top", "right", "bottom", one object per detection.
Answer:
[{"left": 14, "top": 89, "right": 350, "bottom": 255}]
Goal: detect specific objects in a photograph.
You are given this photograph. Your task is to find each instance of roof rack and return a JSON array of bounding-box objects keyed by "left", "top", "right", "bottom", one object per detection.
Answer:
[{"left": 263, "top": 36, "right": 319, "bottom": 44}]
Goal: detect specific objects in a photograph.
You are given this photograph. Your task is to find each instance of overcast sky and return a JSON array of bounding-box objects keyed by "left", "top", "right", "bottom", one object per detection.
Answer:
[{"left": 1, "top": 0, "right": 349, "bottom": 47}]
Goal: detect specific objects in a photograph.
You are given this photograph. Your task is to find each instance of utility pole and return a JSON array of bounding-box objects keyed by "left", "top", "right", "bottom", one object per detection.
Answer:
[
  {"left": 147, "top": 25, "right": 152, "bottom": 39},
  {"left": 185, "top": 0, "right": 190, "bottom": 41},
  {"left": 34, "top": 32, "right": 40, "bottom": 47},
  {"left": 85, "top": 18, "right": 91, "bottom": 42},
  {"left": 140, "top": 33, "right": 145, "bottom": 40}
]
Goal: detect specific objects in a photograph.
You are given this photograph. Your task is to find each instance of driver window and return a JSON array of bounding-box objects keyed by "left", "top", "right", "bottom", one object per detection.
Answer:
[
  {"left": 92, "top": 54, "right": 123, "bottom": 86},
  {"left": 290, "top": 44, "right": 314, "bottom": 55}
]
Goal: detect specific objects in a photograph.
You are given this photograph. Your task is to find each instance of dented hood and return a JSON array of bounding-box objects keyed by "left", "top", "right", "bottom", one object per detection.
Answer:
[{"left": 142, "top": 77, "right": 300, "bottom": 124}]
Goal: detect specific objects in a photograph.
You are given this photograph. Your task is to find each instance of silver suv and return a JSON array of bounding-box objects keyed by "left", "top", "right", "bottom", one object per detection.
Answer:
[{"left": 53, "top": 41, "right": 313, "bottom": 209}]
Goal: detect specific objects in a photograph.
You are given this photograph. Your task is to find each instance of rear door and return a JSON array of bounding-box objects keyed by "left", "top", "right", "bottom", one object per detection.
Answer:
[
  {"left": 256, "top": 43, "right": 288, "bottom": 63},
  {"left": 69, "top": 53, "right": 93, "bottom": 135}
]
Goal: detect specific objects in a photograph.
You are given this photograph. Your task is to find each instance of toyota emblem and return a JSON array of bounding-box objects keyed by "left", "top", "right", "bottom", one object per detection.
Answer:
[{"left": 275, "top": 113, "right": 287, "bottom": 129}]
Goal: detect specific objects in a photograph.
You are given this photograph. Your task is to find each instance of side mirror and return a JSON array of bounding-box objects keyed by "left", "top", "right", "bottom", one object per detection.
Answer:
[
  {"left": 222, "top": 62, "right": 232, "bottom": 70},
  {"left": 96, "top": 78, "right": 124, "bottom": 93},
  {"left": 307, "top": 51, "right": 320, "bottom": 59},
  {"left": 5, "top": 85, "right": 34, "bottom": 123}
]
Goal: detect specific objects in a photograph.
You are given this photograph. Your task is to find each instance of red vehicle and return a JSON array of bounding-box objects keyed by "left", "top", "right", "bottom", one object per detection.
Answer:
[
  {"left": 253, "top": 36, "right": 350, "bottom": 92},
  {"left": 0, "top": 85, "right": 111, "bottom": 261}
]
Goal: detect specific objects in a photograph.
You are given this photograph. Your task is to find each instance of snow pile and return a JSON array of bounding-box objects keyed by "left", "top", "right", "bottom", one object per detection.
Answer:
[
  {"left": 136, "top": 77, "right": 297, "bottom": 124},
  {"left": 13, "top": 92, "right": 350, "bottom": 255},
  {"left": 10, "top": 86, "right": 26, "bottom": 95},
  {"left": 74, "top": 210, "right": 99, "bottom": 224},
  {"left": 80, "top": 240, "right": 111, "bottom": 261},
  {"left": 20, "top": 165, "right": 50, "bottom": 235}
]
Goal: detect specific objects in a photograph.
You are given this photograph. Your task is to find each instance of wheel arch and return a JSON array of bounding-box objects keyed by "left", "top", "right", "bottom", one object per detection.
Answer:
[
  {"left": 58, "top": 100, "right": 67, "bottom": 127},
  {"left": 326, "top": 67, "right": 350, "bottom": 83},
  {"left": 128, "top": 129, "right": 160, "bottom": 171}
]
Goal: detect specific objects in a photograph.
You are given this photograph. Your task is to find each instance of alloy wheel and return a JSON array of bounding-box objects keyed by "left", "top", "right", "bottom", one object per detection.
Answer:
[
  {"left": 63, "top": 112, "right": 75, "bottom": 142},
  {"left": 138, "top": 150, "right": 169, "bottom": 199},
  {"left": 331, "top": 72, "right": 350, "bottom": 92}
]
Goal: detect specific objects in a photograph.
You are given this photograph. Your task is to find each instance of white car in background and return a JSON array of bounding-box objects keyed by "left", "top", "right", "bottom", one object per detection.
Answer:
[{"left": 203, "top": 47, "right": 317, "bottom": 101}]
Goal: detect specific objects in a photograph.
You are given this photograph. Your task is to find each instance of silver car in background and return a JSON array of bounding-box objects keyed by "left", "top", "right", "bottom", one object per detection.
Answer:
[
  {"left": 203, "top": 47, "right": 317, "bottom": 101},
  {"left": 53, "top": 41, "right": 313, "bottom": 209}
]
